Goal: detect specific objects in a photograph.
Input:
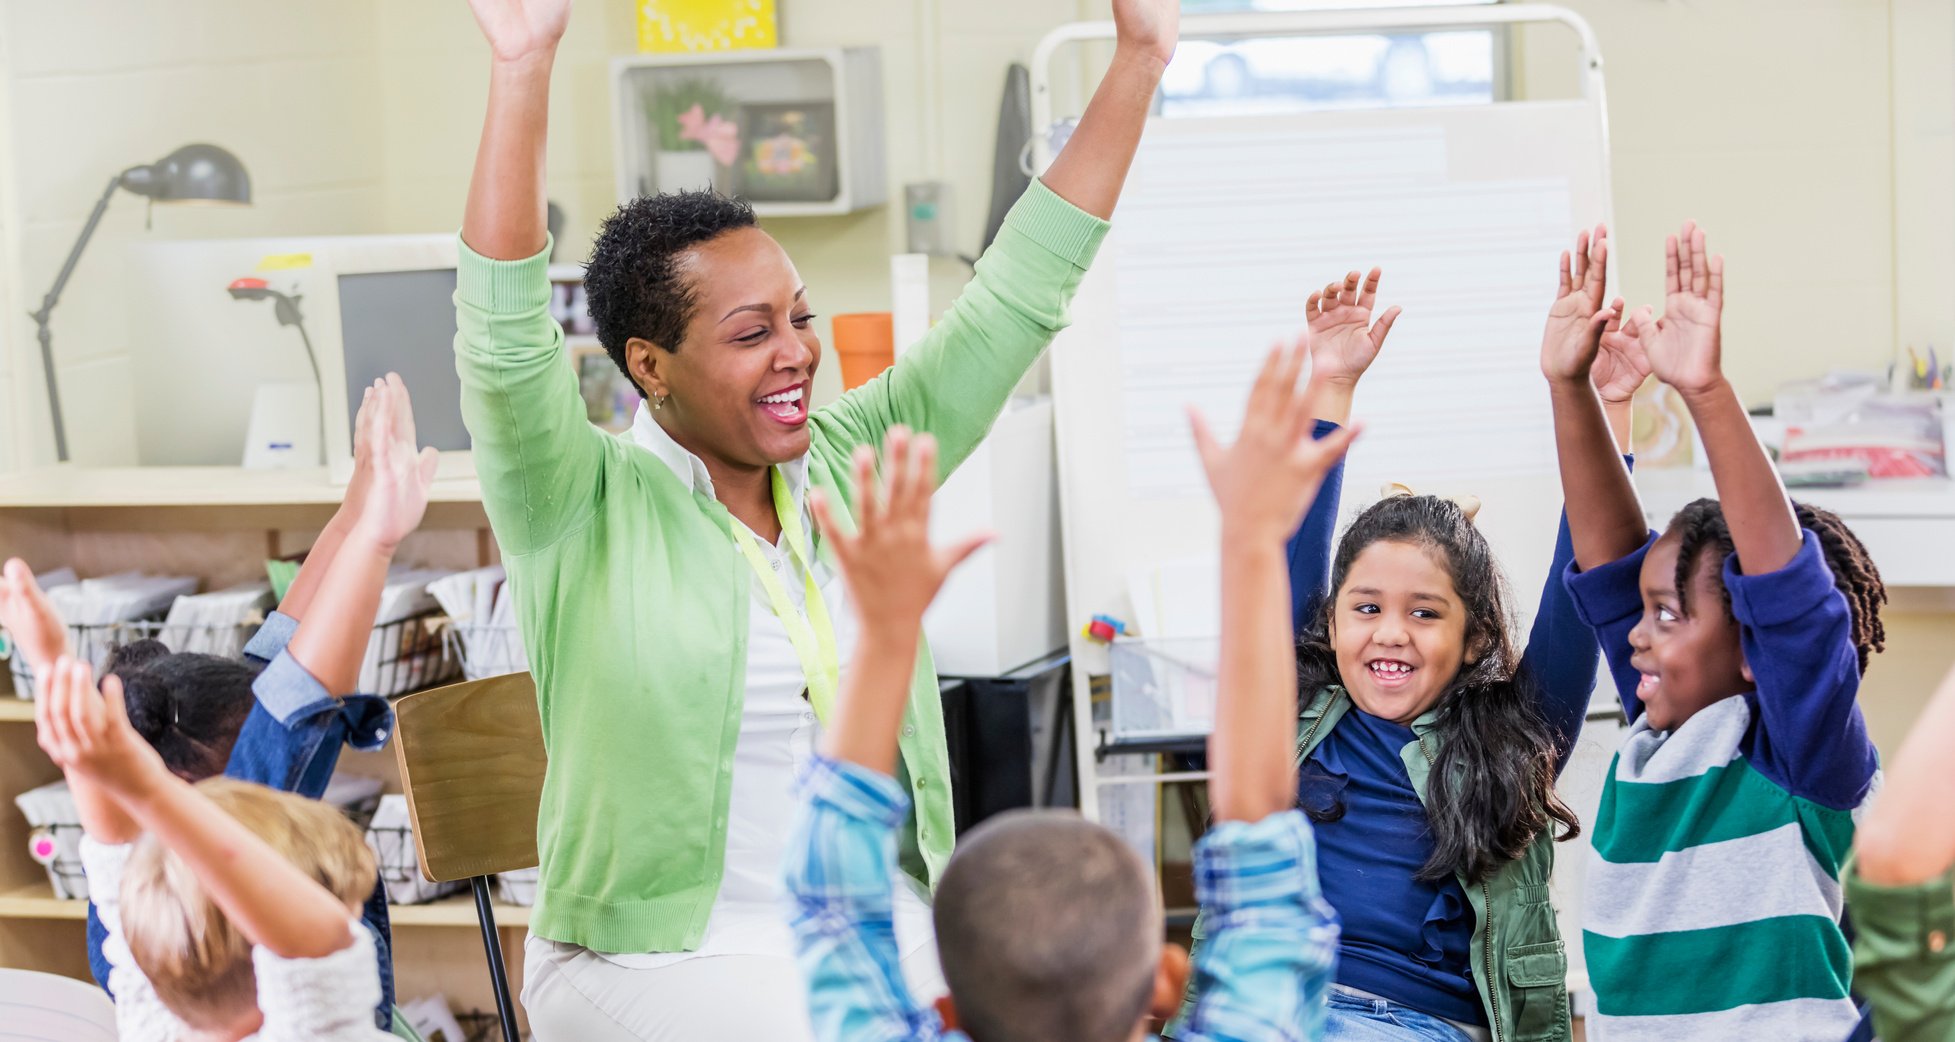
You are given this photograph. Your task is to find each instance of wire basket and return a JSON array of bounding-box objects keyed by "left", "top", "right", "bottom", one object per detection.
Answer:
[
  {"left": 16, "top": 781, "right": 89, "bottom": 900},
  {"left": 4, "top": 618, "right": 263, "bottom": 699},
  {"left": 365, "top": 794, "right": 462, "bottom": 906},
  {"left": 364, "top": 611, "right": 463, "bottom": 697},
  {"left": 1107, "top": 637, "right": 1220, "bottom": 743},
  {"left": 441, "top": 622, "right": 529, "bottom": 681}
]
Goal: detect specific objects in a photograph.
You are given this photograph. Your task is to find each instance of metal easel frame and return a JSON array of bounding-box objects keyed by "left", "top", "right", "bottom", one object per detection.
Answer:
[{"left": 1029, "top": 4, "right": 1612, "bottom": 821}]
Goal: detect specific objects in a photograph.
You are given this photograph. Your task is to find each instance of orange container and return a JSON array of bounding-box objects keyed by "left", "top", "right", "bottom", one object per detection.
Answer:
[{"left": 831, "top": 312, "right": 894, "bottom": 390}]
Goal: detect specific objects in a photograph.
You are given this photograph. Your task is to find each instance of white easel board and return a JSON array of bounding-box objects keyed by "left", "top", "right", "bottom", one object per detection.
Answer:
[{"left": 1042, "top": 15, "right": 1614, "bottom": 823}]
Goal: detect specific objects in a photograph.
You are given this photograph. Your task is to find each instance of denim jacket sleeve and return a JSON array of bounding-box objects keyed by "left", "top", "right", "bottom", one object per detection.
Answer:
[{"left": 228, "top": 650, "right": 393, "bottom": 798}]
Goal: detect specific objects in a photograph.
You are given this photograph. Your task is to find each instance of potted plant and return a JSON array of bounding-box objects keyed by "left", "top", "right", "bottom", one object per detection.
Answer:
[{"left": 647, "top": 77, "right": 740, "bottom": 193}]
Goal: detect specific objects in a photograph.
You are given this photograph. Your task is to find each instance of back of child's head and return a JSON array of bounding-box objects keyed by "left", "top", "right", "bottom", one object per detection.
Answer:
[
  {"left": 1299, "top": 493, "right": 1578, "bottom": 883},
  {"left": 1663, "top": 498, "right": 1887, "bottom": 673},
  {"left": 106, "top": 640, "right": 259, "bottom": 782},
  {"left": 933, "top": 810, "right": 1160, "bottom": 1042},
  {"left": 120, "top": 778, "right": 374, "bottom": 1031}
]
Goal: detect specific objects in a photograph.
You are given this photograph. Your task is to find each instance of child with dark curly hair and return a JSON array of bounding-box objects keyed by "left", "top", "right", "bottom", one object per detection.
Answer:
[{"left": 1544, "top": 222, "right": 1886, "bottom": 1041}]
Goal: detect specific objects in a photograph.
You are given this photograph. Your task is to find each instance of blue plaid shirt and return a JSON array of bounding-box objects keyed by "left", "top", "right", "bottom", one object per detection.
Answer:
[{"left": 784, "top": 756, "right": 1340, "bottom": 1042}]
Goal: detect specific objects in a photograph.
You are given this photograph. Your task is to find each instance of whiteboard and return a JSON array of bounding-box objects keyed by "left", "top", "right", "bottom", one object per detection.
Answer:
[{"left": 1051, "top": 98, "right": 1613, "bottom": 819}]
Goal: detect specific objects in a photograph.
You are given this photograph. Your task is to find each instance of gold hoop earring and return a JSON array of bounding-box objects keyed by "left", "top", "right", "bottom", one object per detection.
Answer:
[{"left": 651, "top": 393, "right": 667, "bottom": 411}]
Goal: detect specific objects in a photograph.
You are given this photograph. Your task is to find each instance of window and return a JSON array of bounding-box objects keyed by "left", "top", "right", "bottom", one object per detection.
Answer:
[{"left": 1165, "top": 0, "right": 1502, "bottom": 116}]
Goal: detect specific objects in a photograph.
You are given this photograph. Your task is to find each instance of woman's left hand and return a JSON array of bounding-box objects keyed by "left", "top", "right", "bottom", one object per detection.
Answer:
[{"left": 1113, "top": 0, "right": 1180, "bottom": 66}]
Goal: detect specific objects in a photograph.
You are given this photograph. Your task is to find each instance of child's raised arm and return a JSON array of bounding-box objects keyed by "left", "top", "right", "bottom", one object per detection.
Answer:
[
  {"left": 1857, "top": 661, "right": 1955, "bottom": 886},
  {"left": 1190, "top": 337, "right": 1359, "bottom": 823},
  {"left": 1639, "top": 222, "right": 1801, "bottom": 574},
  {"left": 286, "top": 374, "right": 438, "bottom": 695},
  {"left": 0, "top": 558, "right": 70, "bottom": 681},
  {"left": 1541, "top": 225, "right": 1648, "bottom": 570},
  {"left": 37, "top": 657, "right": 355, "bottom": 960},
  {"left": 813, "top": 429, "right": 991, "bottom": 775}
]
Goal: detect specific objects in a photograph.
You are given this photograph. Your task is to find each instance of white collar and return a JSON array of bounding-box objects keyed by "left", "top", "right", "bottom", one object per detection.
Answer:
[{"left": 628, "top": 401, "right": 812, "bottom": 526}]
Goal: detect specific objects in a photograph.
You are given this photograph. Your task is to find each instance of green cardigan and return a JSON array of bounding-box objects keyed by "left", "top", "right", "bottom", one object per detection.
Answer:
[{"left": 452, "top": 181, "right": 1108, "bottom": 954}]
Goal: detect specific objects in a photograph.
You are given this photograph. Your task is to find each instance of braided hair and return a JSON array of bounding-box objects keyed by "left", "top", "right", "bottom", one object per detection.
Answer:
[
  {"left": 1664, "top": 498, "right": 1887, "bottom": 673},
  {"left": 1298, "top": 494, "right": 1581, "bottom": 884}
]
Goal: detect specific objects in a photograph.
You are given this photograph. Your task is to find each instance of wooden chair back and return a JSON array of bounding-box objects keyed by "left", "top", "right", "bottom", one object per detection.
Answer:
[{"left": 391, "top": 672, "right": 546, "bottom": 882}]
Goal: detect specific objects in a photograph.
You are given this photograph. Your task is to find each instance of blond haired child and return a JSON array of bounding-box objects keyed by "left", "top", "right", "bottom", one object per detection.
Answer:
[{"left": 39, "top": 653, "right": 395, "bottom": 1042}]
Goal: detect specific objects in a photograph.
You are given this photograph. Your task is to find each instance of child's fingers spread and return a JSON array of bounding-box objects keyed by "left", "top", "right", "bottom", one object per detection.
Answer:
[
  {"left": 1572, "top": 230, "right": 1588, "bottom": 280},
  {"left": 1369, "top": 305, "right": 1401, "bottom": 348},
  {"left": 809, "top": 489, "right": 851, "bottom": 555},
  {"left": 417, "top": 447, "right": 440, "bottom": 485},
  {"left": 1665, "top": 235, "right": 1681, "bottom": 295},
  {"left": 100, "top": 674, "right": 130, "bottom": 733},
  {"left": 1707, "top": 254, "right": 1724, "bottom": 306},
  {"left": 1558, "top": 250, "right": 1572, "bottom": 295},
  {"left": 851, "top": 445, "right": 880, "bottom": 525},
  {"left": 1187, "top": 406, "right": 1223, "bottom": 479},
  {"left": 942, "top": 529, "right": 995, "bottom": 572},
  {"left": 1359, "top": 267, "right": 1381, "bottom": 308},
  {"left": 1305, "top": 291, "right": 1321, "bottom": 320},
  {"left": 1322, "top": 281, "right": 1341, "bottom": 310},
  {"left": 909, "top": 435, "right": 939, "bottom": 509},
  {"left": 881, "top": 426, "right": 913, "bottom": 509}
]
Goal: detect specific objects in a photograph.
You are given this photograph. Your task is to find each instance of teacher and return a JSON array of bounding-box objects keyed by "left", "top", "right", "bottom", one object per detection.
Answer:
[{"left": 452, "top": 1, "right": 1178, "bottom": 1039}]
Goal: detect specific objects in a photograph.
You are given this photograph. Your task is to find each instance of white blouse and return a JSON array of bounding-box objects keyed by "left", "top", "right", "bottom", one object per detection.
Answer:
[{"left": 599, "top": 405, "right": 935, "bottom": 970}]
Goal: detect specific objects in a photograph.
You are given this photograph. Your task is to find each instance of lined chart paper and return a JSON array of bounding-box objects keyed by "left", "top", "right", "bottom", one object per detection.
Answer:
[{"left": 1108, "top": 125, "right": 1572, "bottom": 499}]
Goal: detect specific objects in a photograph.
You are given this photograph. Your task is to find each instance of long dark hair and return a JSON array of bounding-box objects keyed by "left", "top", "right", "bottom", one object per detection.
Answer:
[{"left": 1297, "top": 494, "right": 1580, "bottom": 884}]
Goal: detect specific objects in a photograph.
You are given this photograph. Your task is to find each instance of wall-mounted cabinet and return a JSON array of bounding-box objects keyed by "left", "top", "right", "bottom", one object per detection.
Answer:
[{"left": 611, "top": 48, "right": 885, "bottom": 217}]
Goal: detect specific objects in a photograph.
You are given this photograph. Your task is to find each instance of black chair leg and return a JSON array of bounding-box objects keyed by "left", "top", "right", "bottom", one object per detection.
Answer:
[{"left": 472, "top": 875, "right": 520, "bottom": 1042}]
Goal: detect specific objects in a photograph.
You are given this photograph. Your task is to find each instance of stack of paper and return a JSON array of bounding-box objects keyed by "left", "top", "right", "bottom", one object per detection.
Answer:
[
  {"left": 157, "top": 582, "right": 274, "bottom": 657},
  {"left": 46, "top": 572, "right": 199, "bottom": 627},
  {"left": 359, "top": 568, "right": 457, "bottom": 696},
  {"left": 428, "top": 566, "right": 528, "bottom": 680}
]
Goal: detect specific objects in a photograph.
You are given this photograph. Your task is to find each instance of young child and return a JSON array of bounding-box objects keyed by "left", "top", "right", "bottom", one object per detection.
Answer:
[
  {"left": 0, "top": 375, "right": 436, "bottom": 1035},
  {"left": 37, "top": 655, "right": 394, "bottom": 1042},
  {"left": 1174, "top": 266, "right": 1632, "bottom": 1042},
  {"left": 1546, "top": 223, "right": 1886, "bottom": 1040},
  {"left": 783, "top": 345, "right": 1350, "bottom": 1042},
  {"left": 1849, "top": 659, "right": 1955, "bottom": 1041}
]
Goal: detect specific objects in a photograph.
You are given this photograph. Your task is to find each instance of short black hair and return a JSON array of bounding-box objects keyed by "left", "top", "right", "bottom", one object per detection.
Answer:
[
  {"left": 1665, "top": 497, "right": 1888, "bottom": 673},
  {"left": 933, "top": 811, "right": 1160, "bottom": 1042},
  {"left": 583, "top": 190, "right": 758, "bottom": 387},
  {"left": 106, "top": 641, "right": 261, "bottom": 783}
]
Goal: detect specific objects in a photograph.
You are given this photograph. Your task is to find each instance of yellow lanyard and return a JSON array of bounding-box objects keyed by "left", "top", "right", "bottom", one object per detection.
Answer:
[{"left": 729, "top": 468, "right": 841, "bottom": 724}]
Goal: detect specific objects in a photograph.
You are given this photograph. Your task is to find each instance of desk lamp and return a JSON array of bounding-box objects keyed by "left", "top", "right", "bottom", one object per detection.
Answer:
[{"left": 29, "top": 144, "right": 251, "bottom": 461}]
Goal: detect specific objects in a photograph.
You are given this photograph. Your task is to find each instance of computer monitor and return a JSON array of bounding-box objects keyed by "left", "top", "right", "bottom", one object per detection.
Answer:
[{"left": 127, "top": 234, "right": 472, "bottom": 478}]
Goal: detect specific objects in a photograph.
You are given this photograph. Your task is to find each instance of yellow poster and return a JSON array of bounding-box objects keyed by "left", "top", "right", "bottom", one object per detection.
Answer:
[{"left": 638, "top": 0, "right": 779, "bottom": 53}]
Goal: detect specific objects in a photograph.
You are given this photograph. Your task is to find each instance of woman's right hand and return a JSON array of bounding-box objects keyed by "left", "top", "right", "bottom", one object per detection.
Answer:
[{"left": 465, "top": 0, "right": 572, "bottom": 64}]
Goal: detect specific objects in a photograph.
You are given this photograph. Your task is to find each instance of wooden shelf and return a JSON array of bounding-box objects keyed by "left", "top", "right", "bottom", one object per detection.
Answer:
[
  {"left": 0, "top": 881, "right": 530, "bottom": 929},
  {"left": 0, "top": 699, "right": 35, "bottom": 723},
  {"left": 0, "top": 462, "right": 484, "bottom": 510}
]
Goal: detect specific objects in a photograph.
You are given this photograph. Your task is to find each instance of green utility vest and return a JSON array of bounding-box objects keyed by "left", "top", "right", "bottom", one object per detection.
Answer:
[{"left": 1175, "top": 686, "right": 1570, "bottom": 1042}]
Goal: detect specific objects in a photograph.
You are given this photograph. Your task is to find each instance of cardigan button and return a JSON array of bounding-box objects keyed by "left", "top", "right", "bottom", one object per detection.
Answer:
[
  {"left": 902, "top": 725, "right": 915, "bottom": 738},
  {"left": 917, "top": 777, "right": 929, "bottom": 788}
]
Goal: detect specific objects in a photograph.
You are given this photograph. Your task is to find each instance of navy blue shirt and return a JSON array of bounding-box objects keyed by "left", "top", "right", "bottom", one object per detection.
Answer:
[{"left": 1281, "top": 421, "right": 1610, "bottom": 1025}]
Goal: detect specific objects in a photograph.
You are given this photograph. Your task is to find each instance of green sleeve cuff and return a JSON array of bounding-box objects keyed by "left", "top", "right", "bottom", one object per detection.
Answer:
[
  {"left": 1007, "top": 178, "right": 1112, "bottom": 270},
  {"left": 455, "top": 233, "right": 556, "bottom": 314},
  {"left": 1848, "top": 866, "right": 1955, "bottom": 956}
]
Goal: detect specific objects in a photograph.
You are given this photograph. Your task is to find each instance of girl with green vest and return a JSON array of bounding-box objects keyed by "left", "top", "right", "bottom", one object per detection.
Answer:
[
  {"left": 453, "top": 0, "right": 1176, "bottom": 1038},
  {"left": 1172, "top": 259, "right": 1647, "bottom": 1042}
]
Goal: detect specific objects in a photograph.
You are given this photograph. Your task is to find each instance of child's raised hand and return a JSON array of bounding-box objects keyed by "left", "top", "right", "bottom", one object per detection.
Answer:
[
  {"left": 352, "top": 374, "right": 440, "bottom": 552},
  {"left": 1592, "top": 298, "right": 1653, "bottom": 405},
  {"left": 0, "top": 559, "right": 69, "bottom": 676},
  {"left": 1306, "top": 268, "right": 1401, "bottom": 388},
  {"left": 35, "top": 658, "right": 166, "bottom": 799},
  {"left": 1539, "top": 225, "right": 1618, "bottom": 387},
  {"left": 1190, "top": 335, "right": 1361, "bottom": 543},
  {"left": 811, "top": 428, "right": 991, "bottom": 635},
  {"left": 1638, "top": 221, "right": 1726, "bottom": 398}
]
